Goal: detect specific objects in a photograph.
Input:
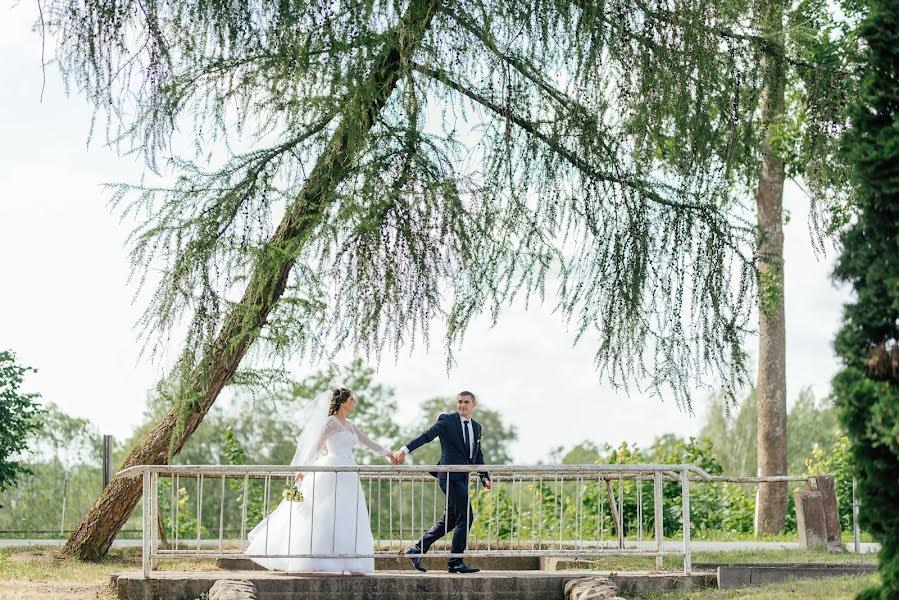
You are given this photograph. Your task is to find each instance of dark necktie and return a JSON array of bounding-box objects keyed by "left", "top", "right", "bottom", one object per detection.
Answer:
[{"left": 463, "top": 420, "right": 472, "bottom": 460}]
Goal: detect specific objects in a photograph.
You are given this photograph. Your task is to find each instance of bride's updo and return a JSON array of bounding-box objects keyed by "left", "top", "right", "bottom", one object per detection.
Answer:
[{"left": 328, "top": 388, "right": 353, "bottom": 416}]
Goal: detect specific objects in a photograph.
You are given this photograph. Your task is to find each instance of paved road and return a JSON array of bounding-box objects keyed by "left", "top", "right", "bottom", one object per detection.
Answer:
[{"left": 0, "top": 539, "right": 882, "bottom": 553}]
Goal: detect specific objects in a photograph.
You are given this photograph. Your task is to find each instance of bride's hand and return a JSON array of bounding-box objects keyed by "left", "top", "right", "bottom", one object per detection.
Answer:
[{"left": 294, "top": 471, "right": 304, "bottom": 484}]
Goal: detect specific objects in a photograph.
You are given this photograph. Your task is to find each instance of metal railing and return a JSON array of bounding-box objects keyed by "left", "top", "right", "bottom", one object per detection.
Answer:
[{"left": 117, "top": 463, "right": 715, "bottom": 577}]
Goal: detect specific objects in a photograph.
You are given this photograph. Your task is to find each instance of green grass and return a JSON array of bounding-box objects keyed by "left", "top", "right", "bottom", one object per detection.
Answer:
[
  {"left": 566, "top": 547, "right": 878, "bottom": 572},
  {"left": 634, "top": 574, "right": 879, "bottom": 599},
  {"left": 0, "top": 546, "right": 219, "bottom": 582},
  {"left": 0, "top": 546, "right": 215, "bottom": 599},
  {"left": 687, "top": 529, "right": 878, "bottom": 543}
]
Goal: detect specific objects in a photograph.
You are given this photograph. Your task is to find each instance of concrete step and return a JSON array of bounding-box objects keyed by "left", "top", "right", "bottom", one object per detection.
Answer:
[
  {"left": 217, "top": 555, "right": 541, "bottom": 572},
  {"left": 113, "top": 570, "right": 717, "bottom": 600}
]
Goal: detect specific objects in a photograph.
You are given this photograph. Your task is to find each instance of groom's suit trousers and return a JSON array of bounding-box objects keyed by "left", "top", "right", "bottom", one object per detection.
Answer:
[{"left": 415, "top": 472, "right": 473, "bottom": 563}]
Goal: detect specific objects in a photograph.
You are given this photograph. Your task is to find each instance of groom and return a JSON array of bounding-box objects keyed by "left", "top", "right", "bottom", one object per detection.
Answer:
[{"left": 392, "top": 391, "right": 491, "bottom": 574}]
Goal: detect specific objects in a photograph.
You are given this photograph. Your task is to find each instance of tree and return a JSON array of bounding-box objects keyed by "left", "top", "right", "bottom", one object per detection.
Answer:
[
  {"left": 751, "top": 0, "right": 790, "bottom": 535},
  {"left": 548, "top": 441, "right": 602, "bottom": 465},
  {"left": 0, "top": 403, "right": 103, "bottom": 535},
  {"left": 832, "top": 0, "right": 899, "bottom": 593},
  {"left": 750, "top": 0, "right": 863, "bottom": 533},
  {"left": 700, "top": 387, "right": 840, "bottom": 477},
  {"left": 39, "top": 0, "right": 817, "bottom": 557},
  {"left": 700, "top": 391, "right": 759, "bottom": 476},
  {"left": 0, "top": 350, "right": 43, "bottom": 506}
]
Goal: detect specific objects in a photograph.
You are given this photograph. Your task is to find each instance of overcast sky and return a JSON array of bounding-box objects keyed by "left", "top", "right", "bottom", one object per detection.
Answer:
[{"left": 1, "top": 4, "right": 851, "bottom": 463}]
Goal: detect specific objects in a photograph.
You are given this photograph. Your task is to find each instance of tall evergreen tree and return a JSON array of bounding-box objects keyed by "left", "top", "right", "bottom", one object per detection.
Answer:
[
  {"left": 833, "top": 0, "right": 899, "bottom": 594},
  {"left": 34, "top": 0, "right": 847, "bottom": 557}
]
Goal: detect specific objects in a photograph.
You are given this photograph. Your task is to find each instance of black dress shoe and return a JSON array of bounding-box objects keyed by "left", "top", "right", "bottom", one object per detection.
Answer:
[
  {"left": 405, "top": 548, "right": 427, "bottom": 572},
  {"left": 448, "top": 562, "right": 480, "bottom": 574}
]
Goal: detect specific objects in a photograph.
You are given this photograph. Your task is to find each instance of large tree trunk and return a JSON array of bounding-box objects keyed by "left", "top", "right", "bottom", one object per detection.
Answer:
[
  {"left": 61, "top": 0, "right": 439, "bottom": 561},
  {"left": 754, "top": 0, "right": 788, "bottom": 536}
]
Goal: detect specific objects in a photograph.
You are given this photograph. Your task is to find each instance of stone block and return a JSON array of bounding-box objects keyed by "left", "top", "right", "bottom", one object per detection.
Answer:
[
  {"left": 716, "top": 565, "right": 751, "bottom": 589},
  {"left": 814, "top": 476, "right": 844, "bottom": 551},
  {"left": 795, "top": 489, "right": 827, "bottom": 550},
  {"left": 208, "top": 579, "right": 257, "bottom": 600},
  {"left": 564, "top": 576, "right": 625, "bottom": 600}
]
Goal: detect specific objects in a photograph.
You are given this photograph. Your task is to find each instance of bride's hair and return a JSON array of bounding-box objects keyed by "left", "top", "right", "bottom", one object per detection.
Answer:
[{"left": 328, "top": 388, "right": 353, "bottom": 415}]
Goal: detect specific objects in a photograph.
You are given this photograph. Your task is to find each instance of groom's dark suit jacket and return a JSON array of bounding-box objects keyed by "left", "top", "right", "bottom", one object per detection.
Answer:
[{"left": 405, "top": 413, "right": 490, "bottom": 486}]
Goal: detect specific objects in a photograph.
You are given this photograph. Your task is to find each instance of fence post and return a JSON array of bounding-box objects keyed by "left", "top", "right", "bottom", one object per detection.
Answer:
[
  {"left": 853, "top": 477, "right": 861, "bottom": 553},
  {"left": 142, "top": 468, "right": 151, "bottom": 578},
  {"left": 102, "top": 435, "right": 113, "bottom": 489},
  {"left": 60, "top": 470, "right": 69, "bottom": 536},
  {"left": 681, "top": 468, "right": 691, "bottom": 575},
  {"left": 654, "top": 471, "right": 663, "bottom": 570}
]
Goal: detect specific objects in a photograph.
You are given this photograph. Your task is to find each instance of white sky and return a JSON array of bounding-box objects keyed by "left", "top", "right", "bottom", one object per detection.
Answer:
[{"left": 0, "top": 4, "right": 851, "bottom": 463}]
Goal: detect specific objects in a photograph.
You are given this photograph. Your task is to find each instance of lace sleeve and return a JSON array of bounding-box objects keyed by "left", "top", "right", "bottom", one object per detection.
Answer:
[
  {"left": 350, "top": 421, "right": 391, "bottom": 456},
  {"left": 299, "top": 416, "right": 340, "bottom": 465}
]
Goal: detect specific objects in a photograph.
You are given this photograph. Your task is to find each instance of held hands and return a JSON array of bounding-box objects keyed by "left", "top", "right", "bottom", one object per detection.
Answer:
[{"left": 389, "top": 450, "right": 406, "bottom": 465}]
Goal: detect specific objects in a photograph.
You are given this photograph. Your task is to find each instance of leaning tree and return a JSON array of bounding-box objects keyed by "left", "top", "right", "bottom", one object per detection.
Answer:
[
  {"left": 34, "top": 0, "right": 840, "bottom": 559},
  {"left": 833, "top": 0, "right": 899, "bottom": 595}
]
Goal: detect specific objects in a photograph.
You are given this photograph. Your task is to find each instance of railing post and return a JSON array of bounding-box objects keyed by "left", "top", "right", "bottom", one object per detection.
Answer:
[
  {"left": 853, "top": 477, "right": 861, "bottom": 553},
  {"left": 604, "top": 479, "right": 624, "bottom": 550},
  {"left": 151, "top": 471, "right": 159, "bottom": 569},
  {"left": 681, "top": 468, "right": 691, "bottom": 575},
  {"left": 654, "top": 470, "right": 663, "bottom": 570},
  {"left": 142, "top": 468, "right": 151, "bottom": 578}
]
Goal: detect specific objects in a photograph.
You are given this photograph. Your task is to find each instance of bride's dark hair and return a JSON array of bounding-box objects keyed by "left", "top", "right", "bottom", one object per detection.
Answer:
[{"left": 328, "top": 388, "right": 353, "bottom": 416}]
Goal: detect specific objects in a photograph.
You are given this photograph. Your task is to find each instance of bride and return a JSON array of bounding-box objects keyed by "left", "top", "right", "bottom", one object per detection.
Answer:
[{"left": 245, "top": 387, "right": 393, "bottom": 573}]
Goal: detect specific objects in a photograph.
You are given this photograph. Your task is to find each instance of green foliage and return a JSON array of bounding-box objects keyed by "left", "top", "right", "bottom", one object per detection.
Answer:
[
  {"left": 700, "top": 387, "right": 842, "bottom": 476},
  {"left": 38, "top": 0, "right": 797, "bottom": 416},
  {"left": 0, "top": 351, "right": 43, "bottom": 506},
  {"left": 758, "top": 263, "right": 785, "bottom": 319},
  {"left": 832, "top": 0, "right": 899, "bottom": 592},
  {"left": 699, "top": 391, "right": 759, "bottom": 476},
  {"left": 0, "top": 403, "right": 105, "bottom": 535},
  {"left": 222, "top": 427, "right": 267, "bottom": 525},
  {"left": 157, "top": 479, "right": 208, "bottom": 542}
]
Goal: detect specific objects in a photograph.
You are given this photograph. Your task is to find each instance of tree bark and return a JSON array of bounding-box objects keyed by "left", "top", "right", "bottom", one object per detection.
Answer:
[
  {"left": 754, "top": 0, "right": 788, "bottom": 536},
  {"left": 61, "top": 0, "right": 439, "bottom": 561}
]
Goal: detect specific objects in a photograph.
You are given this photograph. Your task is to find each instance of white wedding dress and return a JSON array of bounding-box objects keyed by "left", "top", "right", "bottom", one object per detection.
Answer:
[{"left": 245, "top": 416, "right": 390, "bottom": 573}]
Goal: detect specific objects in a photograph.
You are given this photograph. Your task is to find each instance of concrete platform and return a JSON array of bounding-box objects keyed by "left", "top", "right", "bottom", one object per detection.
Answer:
[
  {"left": 112, "top": 569, "right": 717, "bottom": 599},
  {"left": 708, "top": 562, "right": 877, "bottom": 589}
]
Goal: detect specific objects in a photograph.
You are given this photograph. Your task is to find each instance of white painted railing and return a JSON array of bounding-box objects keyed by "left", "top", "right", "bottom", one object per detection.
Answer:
[{"left": 117, "top": 463, "right": 716, "bottom": 577}]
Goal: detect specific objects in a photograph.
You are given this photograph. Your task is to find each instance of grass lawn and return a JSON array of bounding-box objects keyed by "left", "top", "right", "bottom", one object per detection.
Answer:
[
  {"left": 0, "top": 546, "right": 218, "bottom": 600},
  {"left": 576, "top": 547, "right": 877, "bottom": 572},
  {"left": 634, "top": 574, "right": 879, "bottom": 599}
]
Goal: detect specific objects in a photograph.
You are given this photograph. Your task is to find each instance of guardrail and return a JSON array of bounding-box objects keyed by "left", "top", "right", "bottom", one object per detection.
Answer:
[{"left": 117, "top": 463, "right": 716, "bottom": 577}]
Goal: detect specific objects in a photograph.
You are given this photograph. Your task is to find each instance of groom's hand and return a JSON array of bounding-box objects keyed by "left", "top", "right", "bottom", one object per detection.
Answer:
[{"left": 483, "top": 479, "right": 491, "bottom": 491}]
